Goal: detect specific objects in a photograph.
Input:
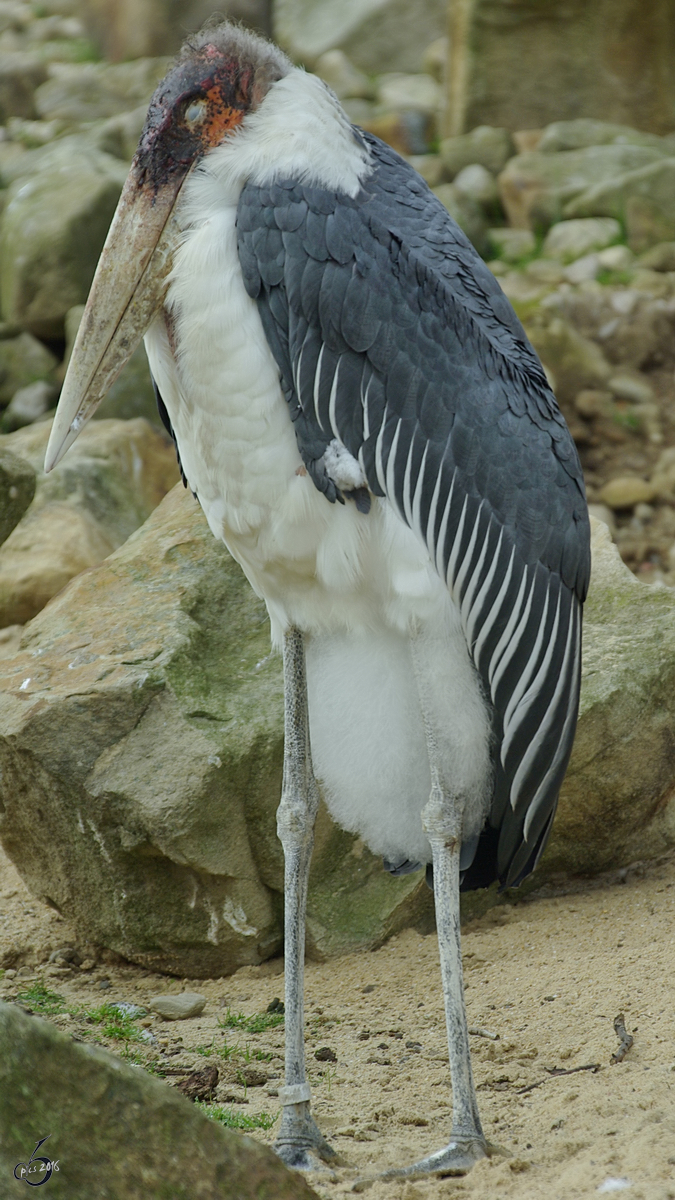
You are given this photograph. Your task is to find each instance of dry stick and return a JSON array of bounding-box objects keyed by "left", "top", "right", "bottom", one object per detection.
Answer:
[
  {"left": 468, "top": 1026, "right": 499, "bottom": 1040},
  {"left": 610, "top": 1013, "right": 634, "bottom": 1064},
  {"left": 516, "top": 1063, "right": 600, "bottom": 1096}
]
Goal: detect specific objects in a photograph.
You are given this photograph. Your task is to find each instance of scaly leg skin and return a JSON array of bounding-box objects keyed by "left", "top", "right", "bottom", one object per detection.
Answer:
[
  {"left": 274, "top": 628, "right": 336, "bottom": 1172},
  {"left": 379, "top": 645, "right": 488, "bottom": 1181}
]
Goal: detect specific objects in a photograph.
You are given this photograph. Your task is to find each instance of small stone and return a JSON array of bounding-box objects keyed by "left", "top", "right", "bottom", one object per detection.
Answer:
[
  {"left": 79, "top": 959, "right": 95, "bottom": 971},
  {"left": 175, "top": 1064, "right": 218, "bottom": 1102},
  {"left": 598, "top": 477, "right": 656, "bottom": 510},
  {"left": 453, "top": 163, "right": 499, "bottom": 207},
  {"left": 575, "top": 389, "right": 612, "bottom": 418},
  {"left": 149, "top": 993, "right": 207, "bottom": 1021},
  {"left": 543, "top": 217, "right": 621, "bottom": 262},
  {"left": 3, "top": 969, "right": 16, "bottom": 979},
  {"left": 488, "top": 228, "right": 536, "bottom": 262},
  {"left": 588, "top": 504, "right": 616, "bottom": 534},
  {"left": 440, "top": 125, "right": 514, "bottom": 178},
  {"left": 361, "top": 985, "right": 376, "bottom": 994},
  {"left": 564, "top": 253, "right": 600, "bottom": 283},
  {"left": 98, "top": 979, "right": 111, "bottom": 990},
  {"left": 597, "top": 244, "right": 634, "bottom": 271},
  {"left": 608, "top": 372, "right": 655, "bottom": 404},
  {"left": 266, "top": 997, "right": 284, "bottom": 1014},
  {"left": 314, "top": 1046, "right": 337, "bottom": 1062},
  {"left": 2, "top": 381, "right": 56, "bottom": 432}
]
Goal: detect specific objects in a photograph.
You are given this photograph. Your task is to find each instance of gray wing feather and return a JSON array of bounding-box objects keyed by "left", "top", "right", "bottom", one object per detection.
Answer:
[{"left": 237, "top": 133, "right": 590, "bottom": 890}]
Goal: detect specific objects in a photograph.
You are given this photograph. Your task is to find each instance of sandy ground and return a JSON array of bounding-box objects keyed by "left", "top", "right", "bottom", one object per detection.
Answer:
[{"left": 1, "top": 841, "right": 674, "bottom": 1200}]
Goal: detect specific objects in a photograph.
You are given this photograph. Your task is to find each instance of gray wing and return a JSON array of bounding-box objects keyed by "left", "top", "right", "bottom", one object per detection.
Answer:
[{"left": 237, "top": 132, "right": 590, "bottom": 890}]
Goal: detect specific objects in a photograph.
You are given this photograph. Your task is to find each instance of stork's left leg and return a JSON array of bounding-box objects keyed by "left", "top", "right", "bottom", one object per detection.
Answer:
[
  {"left": 382, "top": 644, "right": 488, "bottom": 1180},
  {"left": 274, "top": 627, "right": 336, "bottom": 1172}
]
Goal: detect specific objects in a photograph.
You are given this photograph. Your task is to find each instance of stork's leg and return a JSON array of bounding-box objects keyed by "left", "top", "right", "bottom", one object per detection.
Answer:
[
  {"left": 274, "top": 627, "right": 336, "bottom": 1172},
  {"left": 382, "top": 643, "right": 488, "bottom": 1180}
]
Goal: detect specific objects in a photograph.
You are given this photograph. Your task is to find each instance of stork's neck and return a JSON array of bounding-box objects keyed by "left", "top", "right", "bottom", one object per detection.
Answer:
[{"left": 177, "top": 69, "right": 372, "bottom": 217}]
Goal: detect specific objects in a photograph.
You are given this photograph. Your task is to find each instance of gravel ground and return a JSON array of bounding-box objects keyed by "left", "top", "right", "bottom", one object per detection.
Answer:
[{"left": 1, "top": 842, "right": 674, "bottom": 1199}]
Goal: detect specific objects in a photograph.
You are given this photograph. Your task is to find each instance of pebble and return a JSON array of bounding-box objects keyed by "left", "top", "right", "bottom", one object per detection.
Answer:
[
  {"left": 315, "top": 1046, "right": 337, "bottom": 1062},
  {"left": 598, "top": 477, "right": 656, "bottom": 510},
  {"left": 148, "top": 992, "right": 206, "bottom": 1020}
]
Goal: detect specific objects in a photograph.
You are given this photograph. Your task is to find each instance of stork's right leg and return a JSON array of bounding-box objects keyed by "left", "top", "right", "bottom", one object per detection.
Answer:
[{"left": 274, "top": 627, "right": 336, "bottom": 1171}]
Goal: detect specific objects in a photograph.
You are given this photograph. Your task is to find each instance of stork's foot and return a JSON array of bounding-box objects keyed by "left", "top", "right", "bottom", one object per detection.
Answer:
[
  {"left": 378, "top": 1133, "right": 487, "bottom": 1181},
  {"left": 274, "top": 1101, "right": 337, "bottom": 1171}
]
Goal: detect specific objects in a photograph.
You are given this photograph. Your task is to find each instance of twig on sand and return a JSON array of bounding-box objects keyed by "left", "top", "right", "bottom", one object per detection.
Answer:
[
  {"left": 610, "top": 1013, "right": 634, "bottom": 1064},
  {"left": 516, "top": 1063, "right": 600, "bottom": 1095},
  {"left": 468, "top": 1026, "right": 499, "bottom": 1040}
]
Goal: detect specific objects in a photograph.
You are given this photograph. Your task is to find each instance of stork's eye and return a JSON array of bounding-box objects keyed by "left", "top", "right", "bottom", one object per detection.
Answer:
[{"left": 185, "top": 99, "right": 208, "bottom": 125}]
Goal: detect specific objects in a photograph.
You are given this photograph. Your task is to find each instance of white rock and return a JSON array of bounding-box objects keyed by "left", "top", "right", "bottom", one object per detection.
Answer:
[
  {"left": 564, "top": 253, "right": 600, "bottom": 283},
  {"left": 453, "top": 163, "right": 498, "bottom": 206},
  {"left": 597, "top": 244, "right": 634, "bottom": 271},
  {"left": 4, "top": 380, "right": 56, "bottom": 428},
  {"left": 148, "top": 993, "right": 206, "bottom": 1021},
  {"left": 608, "top": 372, "right": 655, "bottom": 404},
  {"left": 376, "top": 72, "right": 440, "bottom": 114},
  {"left": 543, "top": 217, "right": 622, "bottom": 262}
]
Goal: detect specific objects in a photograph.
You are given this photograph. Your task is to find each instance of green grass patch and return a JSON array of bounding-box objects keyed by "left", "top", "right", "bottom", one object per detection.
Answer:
[
  {"left": 82, "top": 1002, "right": 143, "bottom": 1042},
  {"left": 195, "top": 1103, "right": 276, "bottom": 1131},
  {"left": 194, "top": 1038, "right": 239, "bottom": 1062},
  {"left": 217, "top": 1009, "right": 284, "bottom": 1035},
  {"left": 16, "top": 979, "right": 67, "bottom": 1016}
]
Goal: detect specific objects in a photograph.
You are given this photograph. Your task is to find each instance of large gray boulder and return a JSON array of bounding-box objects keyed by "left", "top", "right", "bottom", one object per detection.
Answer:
[
  {"left": 0, "top": 1002, "right": 318, "bottom": 1200},
  {"left": 0, "top": 484, "right": 433, "bottom": 976},
  {"left": 564, "top": 157, "right": 675, "bottom": 253},
  {"left": 0, "top": 136, "right": 127, "bottom": 339},
  {"left": 34, "top": 58, "right": 170, "bottom": 124},
  {"left": 274, "top": 0, "right": 447, "bottom": 74},
  {"left": 0, "top": 418, "right": 180, "bottom": 625},
  {"left": 498, "top": 145, "right": 666, "bottom": 232}
]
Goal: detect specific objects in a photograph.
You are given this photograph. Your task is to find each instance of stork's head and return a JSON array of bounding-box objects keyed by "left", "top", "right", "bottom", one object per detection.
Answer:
[{"left": 45, "top": 25, "right": 290, "bottom": 471}]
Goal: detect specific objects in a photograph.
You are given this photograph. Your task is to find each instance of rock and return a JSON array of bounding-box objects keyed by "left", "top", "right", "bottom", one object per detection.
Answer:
[
  {"left": 587, "top": 503, "right": 616, "bottom": 534},
  {"left": 0, "top": 1001, "right": 318, "bottom": 1200},
  {"left": 541, "top": 518, "right": 675, "bottom": 878},
  {"left": 432, "top": 184, "right": 488, "bottom": 257},
  {"left": 313, "top": 49, "right": 372, "bottom": 100},
  {"left": 526, "top": 317, "right": 611, "bottom": 405},
  {"left": 149, "top": 992, "right": 207, "bottom": 1020},
  {"left": 0, "top": 449, "right": 35, "bottom": 547},
  {"left": 638, "top": 241, "right": 675, "bottom": 271},
  {"left": 175, "top": 1064, "right": 219, "bottom": 1100},
  {"left": 0, "top": 333, "right": 57, "bottom": 405},
  {"left": 538, "top": 119, "right": 669, "bottom": 155},
  {"left": 598, "top": 477, "right": 656, "bottom": 509},
  {"left": 564, "top": 158, "right": 675, "bottom": 253},
  {"left": 563, "top": 254, "right": 600, "bottom": 285},
  {"left": 0, "top": 137, "right": 127, "bottom": 339},
  {"left": 77, "top": 0, "right": 271, "bottom": 62},
  {"left": 498, "top": 145, "right": 665, "bottom": 232},
  {"left": 545, "top": 284, "right": 674, "bottom": 372},
  {"left": 34, "top": 58, "right": 171, "bottom": 123},
  {"left": 542, "top": 218, "right": 622, "bottom": 263},
  {"left": 94, "top": 105, "right": 147, "bottom": 162},
  {"left": 597, "top": 244, "right": 634, "bottom": 272},
  {"left": 439, "top": 125, "right": 514, "bottom": 179},
  {"left": 0, "top": 485, "right": 434, "bottom": 976},
  {"left": 608, "top": 371, "right": 655, "bottom": 405},
  {"left": 488, "top": 228, "right": 536, "bottom": 263},
  {"left": 408, "top": 154, "right": 443, "bottom": 188},
  {"left": 376, "top": 72, "right": 441, "bottom": 115},
  {"left": 453, "top": 163, "right": 499, "bottom": 208},
  {"left": 445, "top": 0, "right": 675, "bottom": 138},
  {"left": 0, "top": 418, "right": 179, "bottom": 625},
  {"left": 239, "top": 1066, "right": 269, "bottom": 1087},
  {"left": 274, "top": 0, "right": 447, "bottom": 74},
  {"left": 0, "top": 53, "right": 47, "bottom": 121},
  {"left": 574, "top": 389, "right": 613, "bottom": 419},
  {"left": 1, "top": 380, "right": 56, "bottom": 432}
]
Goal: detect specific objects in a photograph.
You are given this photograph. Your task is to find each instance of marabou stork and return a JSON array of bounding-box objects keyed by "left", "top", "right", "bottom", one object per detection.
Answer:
[{"left": 45, "top": 23, "right": 590, "bottom": 1179}]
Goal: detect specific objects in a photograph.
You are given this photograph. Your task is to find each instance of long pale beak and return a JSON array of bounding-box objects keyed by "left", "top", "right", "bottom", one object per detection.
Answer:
[{"left": 44, "top": 162, "right": 185, "bottom": 472}]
